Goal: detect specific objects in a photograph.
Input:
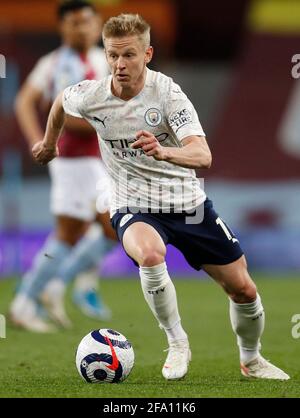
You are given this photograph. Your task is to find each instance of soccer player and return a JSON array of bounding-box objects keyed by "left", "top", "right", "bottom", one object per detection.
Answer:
[
  {"left": 10, "top": 1, "right": 117, "bottom": 332},
  {"left": 31, "top": 13, "right": 290, "bottom": 380}
]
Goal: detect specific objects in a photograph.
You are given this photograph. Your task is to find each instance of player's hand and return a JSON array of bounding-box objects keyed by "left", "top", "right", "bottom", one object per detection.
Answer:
[
  {"left": 132, "top": 130, "right": 166, "bottom": 161},
  {"left": 32, "top": 141, "right": 59, "bottom": 165}
]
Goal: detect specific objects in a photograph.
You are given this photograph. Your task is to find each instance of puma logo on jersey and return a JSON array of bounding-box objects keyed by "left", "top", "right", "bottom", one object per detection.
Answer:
[{"left": 93, "top": 116, "right": 108, "bottom": 128}]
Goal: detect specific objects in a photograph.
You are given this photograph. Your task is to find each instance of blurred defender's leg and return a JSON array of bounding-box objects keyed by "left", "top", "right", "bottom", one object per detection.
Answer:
[{"left": 9, "top": 215, "right": 88, "bottom": 331}]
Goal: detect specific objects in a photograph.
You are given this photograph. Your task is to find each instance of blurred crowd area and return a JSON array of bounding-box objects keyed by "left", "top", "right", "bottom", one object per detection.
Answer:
[{"left": 0, "top": 0, "right": 300, "bottom": 275}]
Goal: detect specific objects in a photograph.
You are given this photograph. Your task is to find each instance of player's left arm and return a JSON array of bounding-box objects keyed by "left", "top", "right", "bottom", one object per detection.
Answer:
[{"left": 132, "top": 130, "right": 212, "bottom": 169}]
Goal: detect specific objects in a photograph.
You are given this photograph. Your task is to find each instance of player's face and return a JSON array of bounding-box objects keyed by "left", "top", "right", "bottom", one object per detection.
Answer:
[
  {"left": 60, "top": 8, "right": 101, "bottom": 52},
  {"left": 105, "top": 35, "right": 153, "bottom": 91}
]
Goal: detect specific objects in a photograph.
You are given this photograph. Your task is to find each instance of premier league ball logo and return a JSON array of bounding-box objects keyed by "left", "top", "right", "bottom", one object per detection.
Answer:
[{"left": 76, "top": 329, "right": 134, "bottom": 383}]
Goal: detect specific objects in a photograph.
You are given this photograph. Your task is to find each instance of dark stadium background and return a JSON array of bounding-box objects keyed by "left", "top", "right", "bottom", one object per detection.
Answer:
[{"left": 0, "top": 0, "right": 299, "bottom": 277}]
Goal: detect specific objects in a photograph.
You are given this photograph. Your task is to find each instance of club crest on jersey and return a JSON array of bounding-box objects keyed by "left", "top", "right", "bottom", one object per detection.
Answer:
[{"left": 145, "top": 108, "right": 162, "bottom": 127}]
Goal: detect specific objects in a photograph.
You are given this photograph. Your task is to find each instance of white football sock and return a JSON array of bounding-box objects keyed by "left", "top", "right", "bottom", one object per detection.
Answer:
[
  {"left": 139, "top": 262, "right": 187, "bottom": 344},
  {"left": 229, "top": 294, "right": 265, "bottom": 364},
  {"left": 73, "top": 269, "right": 99, "bottom": 293}
]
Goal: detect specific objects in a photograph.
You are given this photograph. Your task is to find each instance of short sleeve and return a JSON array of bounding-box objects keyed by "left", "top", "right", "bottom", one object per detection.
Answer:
[
  {"left": 27, "top": 55, "right": 53, "bottom": 94},
  {"left": 62, "top": 80, "right": 92, "bottom": 118},
  {"left": 166, "top": 82, "right": 205, "bottom": 141}
]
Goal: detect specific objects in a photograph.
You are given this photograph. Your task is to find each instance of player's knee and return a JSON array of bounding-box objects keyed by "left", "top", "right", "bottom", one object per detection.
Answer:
[
  {"left": 56, "top": 230, "right": 81, "bottom": 246},
  {"left": 230, "top": 279, "right": 257, "bottom": 303},
  {"left": 139, "top": 249, "right": 165, "bottom": 267},
  {"left": 56, "top": 217, "right": 89, "bottom": 246}
]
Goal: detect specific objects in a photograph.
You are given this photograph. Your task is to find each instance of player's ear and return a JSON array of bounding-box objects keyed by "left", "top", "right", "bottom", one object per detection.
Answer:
[
  {"left": 103, "top": 39, "right": 107, "bottom": 57},
  {"left": 145, "top": 46, "right": 153, "bottom": 64}
]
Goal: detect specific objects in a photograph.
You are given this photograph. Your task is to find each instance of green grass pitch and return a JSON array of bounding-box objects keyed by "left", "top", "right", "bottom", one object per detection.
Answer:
[{"left": 0, "top": 275, "right": 299, "bottom": 398}]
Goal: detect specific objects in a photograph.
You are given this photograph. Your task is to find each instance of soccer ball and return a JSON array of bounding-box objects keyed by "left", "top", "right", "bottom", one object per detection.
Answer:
[{"left": 75, "top": 328, "right": 134, "bottom": 383}]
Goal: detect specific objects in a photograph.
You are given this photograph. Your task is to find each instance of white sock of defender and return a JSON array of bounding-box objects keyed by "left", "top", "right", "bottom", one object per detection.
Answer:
[
  {"left": 229, "top": 294, "right": 265, "bottom": 364},
  {"left": 73, "top": 269, "right": 99, "bottom": 293},
  {"left": 139, "top": 262, "right": 188, "bottom": 344}
]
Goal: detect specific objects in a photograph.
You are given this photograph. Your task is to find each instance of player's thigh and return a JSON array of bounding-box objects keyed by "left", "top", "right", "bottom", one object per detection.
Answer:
[
  {"left": 203, "top": 255, "right": 257, "bottom": 302},
  {"left": 55, "top": 215, "right": 90, "bottom": 246},
  {"left": 123, "top": 222, "right": 166, "bottom": 266},
  {"left": 95, "top": 211, "right": 117, "bottom": 241}
]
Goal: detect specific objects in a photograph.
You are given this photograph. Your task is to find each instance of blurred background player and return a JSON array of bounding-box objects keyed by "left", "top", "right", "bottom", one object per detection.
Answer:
[{"left": 9, "top": 0, "right": 117, "bottom": 332}]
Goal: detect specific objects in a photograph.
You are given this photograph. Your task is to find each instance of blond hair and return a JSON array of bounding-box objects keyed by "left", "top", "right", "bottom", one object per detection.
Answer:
[{"left": 103, "top": 14, "right": 151, "bottom": 48}]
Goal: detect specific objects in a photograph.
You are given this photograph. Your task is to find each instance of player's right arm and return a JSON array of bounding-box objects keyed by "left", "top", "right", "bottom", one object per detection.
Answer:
[
  {"left": 15, "top": 54, "right": 54, "bottom": 148},
  {"left": 32, "top": 93, "right": 65, "bottom": 165},
  {"left": 32, "top": 80, "right": 92, "bottom": 165}
]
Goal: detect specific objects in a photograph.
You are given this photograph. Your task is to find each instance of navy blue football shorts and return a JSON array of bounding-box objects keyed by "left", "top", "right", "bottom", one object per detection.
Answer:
[{"left": 111, "top": 198, "right": 244, "bottom": 271}]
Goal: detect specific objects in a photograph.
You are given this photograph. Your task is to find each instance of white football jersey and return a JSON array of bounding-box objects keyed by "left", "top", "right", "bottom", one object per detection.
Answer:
[
  {"left": 27, "top": 46, "right": 109, "bottom": 101},
  {"left": 63, "top": 68, "right": 207, "bottom": 215}
]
